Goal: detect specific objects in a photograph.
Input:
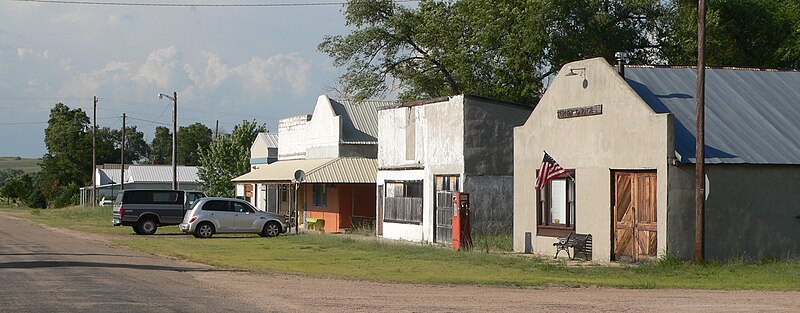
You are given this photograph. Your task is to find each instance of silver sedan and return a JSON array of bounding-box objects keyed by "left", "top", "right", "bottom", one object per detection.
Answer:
[{"left": 179, "top": 197, "right": 287, "bottom": 238}]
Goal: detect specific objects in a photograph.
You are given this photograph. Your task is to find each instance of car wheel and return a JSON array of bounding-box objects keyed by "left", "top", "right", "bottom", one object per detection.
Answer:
[
  {"left": 262, "top": 221, "right": 281, "bottom": 237},
  {"left": 132, "top": 226, "right": 143, "bottom": 235},
  {"left": 137, "top": 218, "right": 158, "bottom": 235},
  {"left": 196, "top": 222, "right": 214, "bottom": 238}
]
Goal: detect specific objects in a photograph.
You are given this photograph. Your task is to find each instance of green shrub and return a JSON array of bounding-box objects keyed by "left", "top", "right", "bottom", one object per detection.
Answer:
[
  {"left": 53, "top": 183, "right": 79, "bottom": 208},
  {"left": 26, "top": 187, "right": 46, "bottom": 209}
]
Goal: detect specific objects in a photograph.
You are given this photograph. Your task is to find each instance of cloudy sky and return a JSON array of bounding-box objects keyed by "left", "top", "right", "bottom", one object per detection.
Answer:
[{"left": 0, "top": 0, "right": 379, "bottom": 158}]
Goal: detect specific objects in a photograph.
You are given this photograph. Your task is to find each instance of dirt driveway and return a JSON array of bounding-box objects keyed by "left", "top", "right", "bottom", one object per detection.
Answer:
[{"left": 3, "top": 212, "right": 798, "bottom": 312}]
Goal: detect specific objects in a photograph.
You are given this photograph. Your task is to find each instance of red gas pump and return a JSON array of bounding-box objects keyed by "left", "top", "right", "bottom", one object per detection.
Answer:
[{"left": 452, "top": 192, "right": 472, "bottom": 251}]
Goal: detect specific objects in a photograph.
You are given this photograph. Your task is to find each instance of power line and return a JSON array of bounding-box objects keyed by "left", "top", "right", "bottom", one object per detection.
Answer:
[
  {"left": 11, "top": 0, "right": 418, "bottom": 7},
  {"left": 126, "top": 116, "right": 170, "bottom": 126},
  {"left": 0, "top": 116, "right": 117, "bottom": 126}
]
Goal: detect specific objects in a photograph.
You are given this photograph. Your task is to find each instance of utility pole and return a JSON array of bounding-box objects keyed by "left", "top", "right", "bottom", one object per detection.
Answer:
[
  {"left": 215, "top": 120, "right": 219, "bottom": 139},
  {"left": 92, "top": 96, "right": 97, "bottom": 207},
  {"left": 694, "top": 0, "right": 707, "bottom": 265},
  {"left": 172, "top": 92, "right": 178, "bottom": 190},
  {"left": 158, "top": 92, "right": 179, "bottom": 190},
  {"left": 121, "top": 113, "right": 126, "bottom": 192}
]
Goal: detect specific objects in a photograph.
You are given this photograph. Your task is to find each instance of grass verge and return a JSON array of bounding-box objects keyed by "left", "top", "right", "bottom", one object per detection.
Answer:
[{"left": 3, "top": 205, "right": 799, "bottom": 290}]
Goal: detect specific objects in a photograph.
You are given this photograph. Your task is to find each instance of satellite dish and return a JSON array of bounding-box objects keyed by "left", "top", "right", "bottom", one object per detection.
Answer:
[{"left": 293, "top": 169, "right": 305, "bottom": 183}]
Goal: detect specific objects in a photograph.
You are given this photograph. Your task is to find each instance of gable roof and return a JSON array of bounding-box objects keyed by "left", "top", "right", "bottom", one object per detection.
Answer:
[
  {"left": 329, "top": 99, "right": 394, "bottom": 144},
  {"left": 254, "top": 132, "right": 278, "bottom": 148},
  {"left": 625, "top": 66, "right": 800, "bottom": 164}
]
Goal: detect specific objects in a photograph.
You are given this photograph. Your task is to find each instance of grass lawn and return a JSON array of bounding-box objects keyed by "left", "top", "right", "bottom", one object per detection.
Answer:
[
  {"left": 3, "top": 204, "right": 799, "bottom": 291},
  {"left": 0, "top": 156, "right": 42, "bottom": 173}
]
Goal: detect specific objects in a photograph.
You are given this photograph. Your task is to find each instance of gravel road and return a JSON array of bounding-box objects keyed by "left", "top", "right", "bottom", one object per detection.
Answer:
[{"left": 1, "top": 211, "right": 798, "bottom": 312}]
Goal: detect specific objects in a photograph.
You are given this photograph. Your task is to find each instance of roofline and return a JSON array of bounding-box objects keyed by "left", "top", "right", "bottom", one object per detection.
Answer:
[
  {"left": 378, "top": 94, "right": 534, "bottom": 110},
  {"left": 626, "top": 64, "right": 800, "bottom": 73}
]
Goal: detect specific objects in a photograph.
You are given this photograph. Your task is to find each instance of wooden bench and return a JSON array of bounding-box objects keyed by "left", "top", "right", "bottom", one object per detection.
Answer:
[{"left": 553, "top": 233, "right": 592, "bottom": 260}]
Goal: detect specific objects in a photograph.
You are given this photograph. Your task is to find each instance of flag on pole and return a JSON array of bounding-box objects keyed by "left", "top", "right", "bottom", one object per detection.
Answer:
[{"left": 535, "top": 152, "right": 567, "bottom": 189}]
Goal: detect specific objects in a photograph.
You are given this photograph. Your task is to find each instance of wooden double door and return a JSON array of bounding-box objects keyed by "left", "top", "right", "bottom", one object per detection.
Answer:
[{"left": 613, "top": 171, "right": 657, "bottom": 262}]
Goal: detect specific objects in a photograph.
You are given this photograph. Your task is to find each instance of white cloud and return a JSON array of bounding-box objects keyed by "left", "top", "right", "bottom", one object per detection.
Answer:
[
  {"left": 17, "top": 48, "right": 50, "bottom": 60},
  {"left": 59, "top": 61, "right": 134, "bottom": 97},
  {"left": 107, "top": 14, "right": 120, "bottom": 26},
  {"left": 17, "top": 48, "right": 33, "bottom": 58},
  {"left": 132, "top": 46, "right": 179, "bottom": 88},
  {"left": 185, "top": 52, "right": 311, "bottom": 97},
  {"left": 107, "top": 13, "right": 138, "bottom": 27},
  {"left": 184, "top": 52, "right": 232, "bottom": 91},
  {"left": 55, "top": 10, "right": 92, "bottom": 25},
  {"left": 59, "top": 58, "right": 73, "bottom": 71}
]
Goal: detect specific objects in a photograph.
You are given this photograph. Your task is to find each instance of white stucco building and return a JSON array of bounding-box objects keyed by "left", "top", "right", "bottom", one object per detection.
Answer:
[
  {"left": 514, "top": 57, "right": 800, "bottom": 261},
  {"left": 376, "top": 95, "right": 533, "bottom": 244}
]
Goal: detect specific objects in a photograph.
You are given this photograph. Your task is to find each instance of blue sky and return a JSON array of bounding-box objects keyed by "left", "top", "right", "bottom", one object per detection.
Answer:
[{"left": 0, "top": 0, "right": 371, "bottom": 157}]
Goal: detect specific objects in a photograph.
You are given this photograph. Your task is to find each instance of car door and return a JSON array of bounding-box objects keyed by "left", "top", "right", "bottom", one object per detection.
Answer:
[
  {"left": 231, "top": 201, "right": 260, "bottom": 232},
  {"left": 202, "top": 200, "right": 236, "bottom": 232}
]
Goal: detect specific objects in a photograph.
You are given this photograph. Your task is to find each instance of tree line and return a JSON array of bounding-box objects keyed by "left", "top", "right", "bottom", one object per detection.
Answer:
[
  {"left": 320, "top": 0, "right": 800, "bottom": 104},
  {"left": 1, "top": 103, "right": 264, "bottom": 208}
]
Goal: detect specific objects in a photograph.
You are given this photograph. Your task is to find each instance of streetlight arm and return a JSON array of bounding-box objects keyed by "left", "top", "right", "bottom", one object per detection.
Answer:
[{"left": 158, "top": 93, "right": 175, "bottom": 101}]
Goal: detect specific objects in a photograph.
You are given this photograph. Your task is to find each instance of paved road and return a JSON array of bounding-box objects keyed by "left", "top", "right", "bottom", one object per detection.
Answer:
[
  {"left": 2, "top": 211, "right": 799, "bottom": 313},
  {"left": 0, "top": 213, "right": 256, "bottom": 313}
]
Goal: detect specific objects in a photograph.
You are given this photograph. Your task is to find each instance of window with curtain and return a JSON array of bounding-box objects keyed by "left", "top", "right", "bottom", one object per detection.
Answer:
[{"left": 537, "top": 171, "right": 575, "bottom": 237}]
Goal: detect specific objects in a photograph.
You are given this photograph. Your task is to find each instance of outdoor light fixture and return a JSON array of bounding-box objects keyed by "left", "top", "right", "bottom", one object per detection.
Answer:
[
  {"left": 564, "top": 67, "right": 589, "bottom": 89},
  {"left": 565, "top": 66, "right": 587, "bottom": 77}
]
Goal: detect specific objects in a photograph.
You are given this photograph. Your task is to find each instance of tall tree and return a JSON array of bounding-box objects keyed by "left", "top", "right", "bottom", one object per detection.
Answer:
[
  {"left": 94, "top": 127, "right": 119, "bottom": 165},
  {"left": 198, "top": 120, "right": 266, "bottom": 197},
  {"left": 39, "top": 103, "right": 91, "bottom": 201},
  {"left": 177, "top": 122, "right": 213, "bottom": 166},
  {"left": 150, "top": 126, "right": 172, "bottom": 165},
  {"left": 0, "top": 168, "right": 24, "bottom": 188},
  {"left": 0, "top": 173, "right": 32, "bottom": 204},
  {"left": 110, "top": 125, "right": 149, "bottom": 164},
  {"left": 665, "top": 0, "right": 800, "bottom": 68},
  {"left": 319, "top": 0, "right": 671, "bottom": 104}
]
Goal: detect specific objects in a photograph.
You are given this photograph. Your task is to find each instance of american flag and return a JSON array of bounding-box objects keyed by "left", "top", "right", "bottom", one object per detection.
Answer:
[{"left": 535, "top": 152, "right": 567, "bottom": 189}]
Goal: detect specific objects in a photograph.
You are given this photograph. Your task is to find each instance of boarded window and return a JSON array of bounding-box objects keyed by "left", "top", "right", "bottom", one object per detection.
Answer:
[
  {"left": 384, "top": 181, "right": 423, "bottom": 224},
  {"left": 405, "top": 108, "right": 415, "bottom": 160}
]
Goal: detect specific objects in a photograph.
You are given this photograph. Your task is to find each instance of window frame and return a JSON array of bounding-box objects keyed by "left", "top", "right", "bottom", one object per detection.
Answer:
[
  {"left": 536, "top": 170, "right": 576, "bottom": 237},
  {"left": 383, "top": 180, "right": 424, "bottom": 224},
  {"left": 312, "top": 184, "right": 327, "bottom": 207}
]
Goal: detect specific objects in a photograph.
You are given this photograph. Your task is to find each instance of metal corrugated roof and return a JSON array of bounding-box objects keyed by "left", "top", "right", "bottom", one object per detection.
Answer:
[
  {"left": 232, "top": 158, "right": 333, "bottom": 183},
  {"left": 232, "top": 157, "right": 376, "bottom": 183},
  {"left": 126, "top": 165, "right": 201, "bottom": 183},
  {"left": 329, "top": 99, "right": 395, "bottom": 143},
  {"left": 304, "top": 157, "right": 376, "bottom": 183},
  {"left": 255, "top": 132, "right": 278, "bottom": 148},
  {"left": 625, "top": 67, "right": 800, "bottom": 164}
]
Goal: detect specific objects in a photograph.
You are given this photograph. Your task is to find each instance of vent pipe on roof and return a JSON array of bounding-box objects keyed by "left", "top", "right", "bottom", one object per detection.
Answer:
[{"left": 615, "top": 52, "right": 628, "bottom": 78}]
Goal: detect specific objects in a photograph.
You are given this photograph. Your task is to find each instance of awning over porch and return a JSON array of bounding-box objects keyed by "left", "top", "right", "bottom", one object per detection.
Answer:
[{"left": 232, "top": 157, "right": 377, "bottom": 184}]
